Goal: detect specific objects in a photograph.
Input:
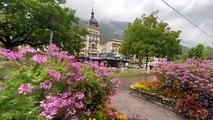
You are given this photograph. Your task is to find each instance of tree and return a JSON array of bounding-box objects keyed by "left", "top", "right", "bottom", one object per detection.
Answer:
[
  {"left": 119, "top": 13, "right": 181, "bottom": 70},
  {"left": 188, "top": 44, "right": 206, "bottom": 59},
  {"left": 0, "top": 0, "right": 87, "bottom": 54},
  {"left": 205, "top": 46, "right": 213, "bottom": 60}
]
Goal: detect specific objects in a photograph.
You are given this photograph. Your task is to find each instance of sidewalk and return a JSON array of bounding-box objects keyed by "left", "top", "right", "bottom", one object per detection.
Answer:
[{"left": 111, "top": 90, "right": 186, "bottom": 120}]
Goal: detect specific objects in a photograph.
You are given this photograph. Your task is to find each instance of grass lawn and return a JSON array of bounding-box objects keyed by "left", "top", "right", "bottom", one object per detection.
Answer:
[{"left": 112, "top": 72, "right": 153, "bottom": 77}]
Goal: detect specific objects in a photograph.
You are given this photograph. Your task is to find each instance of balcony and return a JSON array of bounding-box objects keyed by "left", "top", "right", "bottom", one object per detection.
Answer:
[{"left": 88, "top": 48, "right": 98, "bottom": 52}]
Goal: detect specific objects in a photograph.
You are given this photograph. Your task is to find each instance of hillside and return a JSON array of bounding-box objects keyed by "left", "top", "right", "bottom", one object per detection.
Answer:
[
  {"left": 80, "top": 20, "right": 129, "bottom": 43},
  {"left": 181, "top": 45, "right": 190, "bottom": 54}
]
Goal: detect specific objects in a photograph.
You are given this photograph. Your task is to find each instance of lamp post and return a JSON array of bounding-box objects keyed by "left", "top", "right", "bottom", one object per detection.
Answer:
[
  {"left": 48, "top": 18, "right": 58, "bottom": 44},
  {"left": 84, "top": 48, "right": 89, "bottom": 61},
  {"left": 50, "top": 31, "right": 53, "bottom": 44}
]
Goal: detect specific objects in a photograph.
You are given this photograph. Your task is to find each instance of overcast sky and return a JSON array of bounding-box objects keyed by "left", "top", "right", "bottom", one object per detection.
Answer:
[{"left": 66, "top": 0, "right": 213, "bottom": 47}]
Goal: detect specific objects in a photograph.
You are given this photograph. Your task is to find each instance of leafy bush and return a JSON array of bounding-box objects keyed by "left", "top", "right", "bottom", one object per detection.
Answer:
[
  {"left": 176, "top": 94, "right": 208, "bottom": 120},
  {"left": 0, "top": 44, "right": 121, "bottom": 120},
  {"left": 153, "top": 59, "right": 213, "bottom": 93},
  {"left": 153, "top": 59, "right": 213, "bottom": 119},
  {"left": 176, "top": 90, "right": 213, "bottom": 120}
]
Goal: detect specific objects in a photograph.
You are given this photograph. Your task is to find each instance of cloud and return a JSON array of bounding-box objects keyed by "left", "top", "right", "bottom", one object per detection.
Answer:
[{"left": 65, "top": 0, "right": 213, "bottom": 47}]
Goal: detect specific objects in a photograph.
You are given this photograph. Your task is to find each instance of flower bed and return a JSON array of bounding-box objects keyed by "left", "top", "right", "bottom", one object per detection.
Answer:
[
  {"left": 0, "top": 44, "right": 127, "bottom": 120},
  {"left": 130, "top": 86, "right": 176, "bottom": 112},
  {"left": 131, "top": 59, "right": 213, "bottom": 120}
]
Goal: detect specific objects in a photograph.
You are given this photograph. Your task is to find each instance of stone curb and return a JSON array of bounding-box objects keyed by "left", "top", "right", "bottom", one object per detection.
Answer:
[{"left": 130, "top": 86, "right": 178, "bottom": 113}]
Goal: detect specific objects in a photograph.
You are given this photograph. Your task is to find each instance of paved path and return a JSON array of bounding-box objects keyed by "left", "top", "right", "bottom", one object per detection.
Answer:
[{"left": 111, "top": 90, "right": 186, "bottom": 120}]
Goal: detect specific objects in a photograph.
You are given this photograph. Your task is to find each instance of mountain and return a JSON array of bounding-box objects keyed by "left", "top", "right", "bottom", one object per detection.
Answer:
[
  {"left": 181, "top": 45, "right": 190, "bottom": 54},
  {"left": 80, "top": 20, "right": 129, "bottom": 43}
]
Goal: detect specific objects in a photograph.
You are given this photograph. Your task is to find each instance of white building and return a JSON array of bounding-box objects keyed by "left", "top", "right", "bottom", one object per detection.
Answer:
[
  {"left": 100, "top": 39, "right": 123, "bottom": 55},
  {"left": 79, "top": 9, "right": 100, "bottom": 57}
]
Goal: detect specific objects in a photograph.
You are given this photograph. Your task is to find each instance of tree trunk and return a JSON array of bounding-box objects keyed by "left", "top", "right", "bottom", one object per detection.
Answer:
[{"left": 145, "top": 55, "right": 149, "bottom": 71}]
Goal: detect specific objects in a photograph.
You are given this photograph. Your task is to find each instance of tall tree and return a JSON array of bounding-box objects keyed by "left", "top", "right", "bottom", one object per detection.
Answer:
[
  {"left": 205, "top": 46, "right": 213, "bottom": 59},
  {"left": 188, "top": 44, "right": 206, "bottom": 59},
  {"left": 0, "top": 0, "right": 87, "bottom": 54},
  {"left": 119, "top": 13, "right": 181, "bottom": 70}
]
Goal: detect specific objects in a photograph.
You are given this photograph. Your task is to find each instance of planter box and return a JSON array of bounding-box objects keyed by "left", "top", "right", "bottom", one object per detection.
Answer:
[{"left": 130, "top": 86, "right": 177, "bottom": 112}]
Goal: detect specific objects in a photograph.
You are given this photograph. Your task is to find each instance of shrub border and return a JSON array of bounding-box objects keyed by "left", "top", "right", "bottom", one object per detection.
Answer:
[{"left": 130, "top": 85, "right": 177, "bottom": 113}]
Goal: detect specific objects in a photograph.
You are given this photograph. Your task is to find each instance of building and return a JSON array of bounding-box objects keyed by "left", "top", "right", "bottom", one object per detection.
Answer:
[
  {"left": 77, "top": 8, "right": 132, "bottom": 68},
  {"left": 100, "top": 39, "right": 123, "bottom": 55},
  {"left": 77, "top": 52, "right": 131, "bottom": 68},
  {"left": 79, "top": 9, "right": 100, "bottom": 57}
]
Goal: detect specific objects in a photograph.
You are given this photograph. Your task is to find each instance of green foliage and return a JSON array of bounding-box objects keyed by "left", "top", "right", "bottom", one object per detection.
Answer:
[
  {"left": 188, "top": 44, "right": 206, "bottom": 59},
  {"left": 120, "top": 12, "right": 181, "bottom": 69},
  {"left": 120, "top": 13, "right": 181, "bottom": 58},
  {"left": 0, "top": 0, "right": 87, "bottom": 54},
  {"left": 205, "top": 46, "right": 213, "bottom": 59},
  {"left": 0, "top": 61, "right": 44, "bottom": 120}
]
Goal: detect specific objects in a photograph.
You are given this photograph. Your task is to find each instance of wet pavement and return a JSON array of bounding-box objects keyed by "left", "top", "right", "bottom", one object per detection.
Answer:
[{"left": 111, "top": 75, "right": 185, "bottom": 120}]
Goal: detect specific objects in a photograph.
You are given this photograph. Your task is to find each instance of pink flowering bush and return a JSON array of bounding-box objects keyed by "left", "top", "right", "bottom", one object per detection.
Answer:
[
  {"left": 153, "top": 59, "right": 213, "bottom": 92},
  {"left": 153, "top": 59, "right": 213, "bottom": 119},
  {"left": 0, "top": 44, "right": 121, "bottom": 120}
]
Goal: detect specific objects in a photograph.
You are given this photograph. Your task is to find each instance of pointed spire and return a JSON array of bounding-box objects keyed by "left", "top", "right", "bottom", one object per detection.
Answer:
[
  {"left": 91, "top": 0, "right": 95, "bottom": 18},
  {"left": 88, "top": 0, "right": 99, "bottom": 27},
  {"left": 91, "top": 8, "right": 94, "bottom": 18}
]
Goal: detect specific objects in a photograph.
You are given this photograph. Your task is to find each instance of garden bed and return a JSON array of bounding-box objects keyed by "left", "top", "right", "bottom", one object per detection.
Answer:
[
  {"left": 130, "top": 86, "right": 177, "bottom": 112},
  {"left": 130, "top": 59, "right": 213, "bottom": 120}
]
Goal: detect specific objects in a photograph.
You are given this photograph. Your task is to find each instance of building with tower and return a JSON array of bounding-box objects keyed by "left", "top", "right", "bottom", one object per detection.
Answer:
[
  {"left": 79, "top": 9, "right": 100, "bottom": 57},
  {"left": 77, "top": 6, "right": 132, "bottom": 67}
]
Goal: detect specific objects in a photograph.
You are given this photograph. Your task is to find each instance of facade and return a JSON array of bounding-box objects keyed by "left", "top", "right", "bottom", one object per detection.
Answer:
[
  {"left": 79, "top": 9, "right": 100, "bottom": 57},
  {"left": 100, "top": 39, "right": 123, "bottom": 55}
]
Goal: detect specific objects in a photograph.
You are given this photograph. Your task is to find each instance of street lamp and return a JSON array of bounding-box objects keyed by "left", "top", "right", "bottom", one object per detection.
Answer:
[
  {"left": 50, "top": 31, "right": 53, "bottom": 44},
  {"left": 48, "top": 18, "right": 59, "bottom": 44}
]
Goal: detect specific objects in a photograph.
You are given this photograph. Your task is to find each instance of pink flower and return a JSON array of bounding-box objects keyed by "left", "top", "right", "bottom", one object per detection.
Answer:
[
  {"left": 67, "top": 79, "right": 73, "bottom": 84},
  {"left": 72, "top": 116, "right": 79, "bottom": 120},
  {"left": 100, "top": 82, "right": 107, "bottom": 87},
  {"left": 32, "top": 54, "right": 47, "bottom": 63},
  {"left": 0, "top": 85, "right": 6, "bottom": 91},
  {"left": 19, "top": 47, "right": 36, "bottom": 53},
  {"left": 40, "top": 94, "right": 76, "bottom": 119},
  {"left": 48, "top": 44, "right": 59, "bottom": 53},
  {"left": 95, "top": 71, "right": 102, "bottom": 77},
  {"left": 74, "top": 75, "right": 86, "bottom": 81},
  {"left": 85, "top": 109, "right": 91, "bottom": 116},
  {"left": 75, "top": 92, "right": 84, "bottom": 99},
  {"left": 67, "top": 108, "right": 76, "bottom": 115},
  {"left": 68, "top": 71, "right": 76, "bottom": 76},
  {"left": 0, "top": 48, "right": 8, "bottom": 55},
  {"left": 40, "top": 81, "right": 52, "bottom": 89},
  {"left": 18, "top": 84, "right": 33, "bottom": 95},
  {"left": 47, "top": 68, "right": 61, "bottom": 81},
  {"left": 68, "top": 62, "right": 81, "bottom": 71},
  {"left": 103, "top": 71, "right": 110, "bottom": 76},
  {"left": 75, "top": 101, "right": 84, "bottom": 109},
  {"left": 5, "top": 51, "right": 23, "bottom": 60},
  {"left": 60, "top": 91, "right": 71, "bottom": 99}
]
